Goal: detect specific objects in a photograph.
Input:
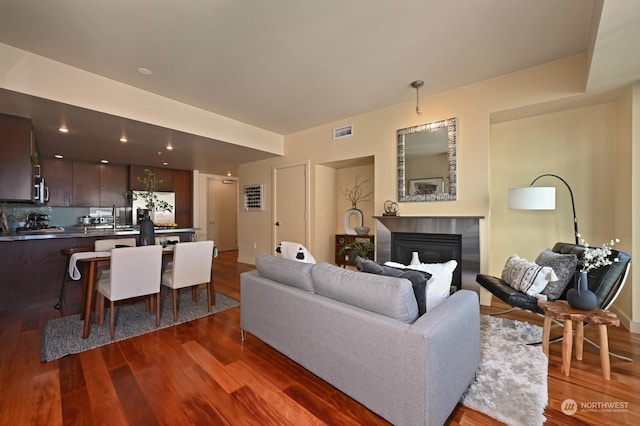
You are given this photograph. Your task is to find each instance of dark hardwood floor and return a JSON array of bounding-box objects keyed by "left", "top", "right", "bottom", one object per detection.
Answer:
[{"left": 1, "top": 250, "right": 639, "bottom": 425}]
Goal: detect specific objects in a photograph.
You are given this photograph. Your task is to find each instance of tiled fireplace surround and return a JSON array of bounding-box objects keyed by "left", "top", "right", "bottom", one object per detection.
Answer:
[{"left": 374, "top": 216, "right": 482, "bottom": 291}]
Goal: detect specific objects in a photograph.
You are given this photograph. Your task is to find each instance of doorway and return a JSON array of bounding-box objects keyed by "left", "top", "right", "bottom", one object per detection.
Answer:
[
  {"left": 206, "top": 178, "right": 237, "bottom": 251},
  {"left": 273, "top": 162, "right": 309, "bottom": 251}
]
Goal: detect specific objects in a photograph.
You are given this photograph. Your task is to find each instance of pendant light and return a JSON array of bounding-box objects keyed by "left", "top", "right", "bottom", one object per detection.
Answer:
[{"left": 411, "top": 80, "right": 424, "bottom": 114}]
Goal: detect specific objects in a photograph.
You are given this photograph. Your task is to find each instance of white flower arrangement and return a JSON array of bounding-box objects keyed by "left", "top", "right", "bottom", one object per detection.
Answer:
[{"left": 577, "top": 235, "right": 620, "bottom": 273}]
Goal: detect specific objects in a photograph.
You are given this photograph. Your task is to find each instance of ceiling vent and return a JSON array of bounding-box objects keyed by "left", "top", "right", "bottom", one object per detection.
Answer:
[{"left": 333, "top": 125, "right": 353, "bottom": 140}]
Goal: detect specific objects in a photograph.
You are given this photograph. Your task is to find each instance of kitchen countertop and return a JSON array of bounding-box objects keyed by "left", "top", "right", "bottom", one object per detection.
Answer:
[{"left": 0, "top": 227, "right": 199, "bottom": 241}]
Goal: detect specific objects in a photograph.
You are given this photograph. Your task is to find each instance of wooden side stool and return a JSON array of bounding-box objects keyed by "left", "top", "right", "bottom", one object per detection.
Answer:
[{"left": 538, "top": 300, "right": 620, "bottom": 380}]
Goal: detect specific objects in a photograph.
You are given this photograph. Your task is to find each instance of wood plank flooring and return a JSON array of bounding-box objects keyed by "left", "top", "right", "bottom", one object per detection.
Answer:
[{"left": 1, "top": 250, "right": 639, "bottom": 425}]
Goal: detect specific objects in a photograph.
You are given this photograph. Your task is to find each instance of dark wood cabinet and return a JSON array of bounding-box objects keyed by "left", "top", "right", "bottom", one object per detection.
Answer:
[
  {"left": 44, "top": 160, "right": 128, "bottom": 207},
  {"left": 41, "top": 158, "right": 73, "bottom": 206},
  {"left": 129, "top": 166, "right": 173, "bottom": 191},
  {"left": 99, "top": 164, "right": 128, "bottom": 207},
  {"left": 172, "top": 169, "right": 192, "bottom": 227},
  {"left": 335, "top": 234, "right": 375, "bottom": 267},
  {"left": 0, "top": 114, "right": 36, "bottom": 202},
  {"left": 72, "top": 162, "right": 100, "bottom": 206}
]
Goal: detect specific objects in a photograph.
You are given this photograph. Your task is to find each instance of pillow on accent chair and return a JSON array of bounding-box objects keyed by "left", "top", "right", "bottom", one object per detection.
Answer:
[
  {"left": 501, "top": 254, "right": 558, "bottom": 300},
  {"left": 535, "top": 249, "right": 578, "bottom": 300},
  {"left": 358, "top": 259, "right": 431, "bottom": 315}
]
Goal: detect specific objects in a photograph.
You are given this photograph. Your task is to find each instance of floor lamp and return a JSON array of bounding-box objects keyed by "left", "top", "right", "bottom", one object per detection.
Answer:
[{"left": 507, "top": 173, "right": 580, "bottom": 244}]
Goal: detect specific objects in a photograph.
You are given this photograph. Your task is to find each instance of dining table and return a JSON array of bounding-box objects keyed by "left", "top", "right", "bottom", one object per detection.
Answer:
[{"left": 71, "top": 246, "right": 175, "bottom": 339}]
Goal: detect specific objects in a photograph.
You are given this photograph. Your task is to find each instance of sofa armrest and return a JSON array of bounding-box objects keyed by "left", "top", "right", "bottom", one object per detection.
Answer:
[{"left": 403, "top": 290, "right": 481, "bottom": 426}]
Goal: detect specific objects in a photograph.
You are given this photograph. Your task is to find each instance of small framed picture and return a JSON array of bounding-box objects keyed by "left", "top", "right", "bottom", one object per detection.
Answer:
[{"left": 408, "top": 177, "right": 445, "bottom": 195}]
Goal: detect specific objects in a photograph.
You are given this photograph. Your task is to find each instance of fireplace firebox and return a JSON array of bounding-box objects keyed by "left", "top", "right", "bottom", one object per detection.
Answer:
[{"left": 391, "top": 232, "right": 462, "bottom": 291}]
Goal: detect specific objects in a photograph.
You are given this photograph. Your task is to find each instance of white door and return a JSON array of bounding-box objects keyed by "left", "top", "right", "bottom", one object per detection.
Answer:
[
  {"left": 273, "top": 163, "right": 308, "bottom": 250},
  {"left": 207, "top": 178, "right": 237, "bottom": 251}
]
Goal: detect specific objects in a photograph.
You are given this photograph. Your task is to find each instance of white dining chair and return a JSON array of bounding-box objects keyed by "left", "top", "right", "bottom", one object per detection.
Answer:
[
  {"left": 161, "top": 240, "right": 214, "bottom": 321},
  {"left": 96, "top": 245, "right": 163, "bottom": 339}
]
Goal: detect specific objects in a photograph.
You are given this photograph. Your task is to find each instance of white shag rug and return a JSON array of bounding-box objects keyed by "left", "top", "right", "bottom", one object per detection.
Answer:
[{"left": 461, "top": 315, "right": 548, "bottom": 426}]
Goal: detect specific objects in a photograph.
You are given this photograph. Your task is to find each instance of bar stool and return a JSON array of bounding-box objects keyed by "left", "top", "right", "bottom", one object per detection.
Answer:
[{"left": 55, "top": 247, "right": 92, "bottom": 310}]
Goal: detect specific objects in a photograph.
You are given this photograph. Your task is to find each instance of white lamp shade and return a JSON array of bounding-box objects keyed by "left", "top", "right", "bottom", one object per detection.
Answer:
[{"left": 508, "top": 187, "right": 556, "bottom": 210}]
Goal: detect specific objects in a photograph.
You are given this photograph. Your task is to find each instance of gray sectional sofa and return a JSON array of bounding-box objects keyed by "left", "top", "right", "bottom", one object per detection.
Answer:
[{"left": 240, "top": 254, "right": 481, "bottom": 426}]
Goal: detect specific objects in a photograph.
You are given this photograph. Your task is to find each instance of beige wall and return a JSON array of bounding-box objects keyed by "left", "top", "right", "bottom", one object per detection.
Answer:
[{"left": 237, "top": 54, "right": 639, "bottom": 331}]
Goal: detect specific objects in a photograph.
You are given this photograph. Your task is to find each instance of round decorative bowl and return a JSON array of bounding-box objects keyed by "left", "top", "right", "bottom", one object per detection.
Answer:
[{"left": 354, "top": 226, "right": 370, "bottom": 236}]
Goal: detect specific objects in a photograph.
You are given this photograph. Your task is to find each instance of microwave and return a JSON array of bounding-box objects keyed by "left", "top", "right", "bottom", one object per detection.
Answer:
[{"left": 34, "top": 176, "right": 49, "bottom": 204}]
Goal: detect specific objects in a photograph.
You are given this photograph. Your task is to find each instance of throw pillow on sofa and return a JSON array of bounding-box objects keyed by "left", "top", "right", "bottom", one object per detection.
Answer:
[
  {"left": 535, "top": 249, "right": 578, "bottom": 300},
  {"left": 501, "top": 254, "right": 558, "bottom": 300},
  {"left": 358, "top": 259, "right": 431, "bottom": 315}
]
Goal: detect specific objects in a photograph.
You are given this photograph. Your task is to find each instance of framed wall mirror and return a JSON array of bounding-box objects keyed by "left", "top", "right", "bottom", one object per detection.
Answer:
[{"left": 397, "top": 117, "right": 457, "bottom": 202}]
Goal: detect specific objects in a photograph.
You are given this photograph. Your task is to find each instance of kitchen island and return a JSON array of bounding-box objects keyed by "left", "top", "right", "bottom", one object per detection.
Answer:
[{"left": 0, "top": 227, "right": 198, "bottom": 311}]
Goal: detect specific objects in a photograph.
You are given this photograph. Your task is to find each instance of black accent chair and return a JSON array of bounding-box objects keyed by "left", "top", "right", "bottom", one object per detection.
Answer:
[{"left": 476, "top": 242, "right": 631, "bottom": 315}]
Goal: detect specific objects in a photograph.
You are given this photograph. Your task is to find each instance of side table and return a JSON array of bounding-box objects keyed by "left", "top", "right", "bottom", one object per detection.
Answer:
[{"left": 538, "top": 300, "right": 620, "bottom": 380}]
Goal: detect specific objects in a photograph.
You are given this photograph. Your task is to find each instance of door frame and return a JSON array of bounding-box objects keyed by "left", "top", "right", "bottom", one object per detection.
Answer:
[{"left": 271, "top": 160, "right": 311, "bottom": 254}]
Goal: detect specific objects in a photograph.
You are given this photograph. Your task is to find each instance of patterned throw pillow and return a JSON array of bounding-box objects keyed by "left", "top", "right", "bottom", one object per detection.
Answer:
[
  {"left": 501, "top": 254, "right": 558, "bottom": 300},
  {"left": 535, "top": 249, "right": 578, "bottom": 300}
]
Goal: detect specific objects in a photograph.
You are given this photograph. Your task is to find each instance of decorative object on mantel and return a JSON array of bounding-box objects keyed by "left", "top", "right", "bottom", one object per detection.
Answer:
[
  {"left": 383, "top": 200, "right": 398, "bottom": 216},
  {"left": 340, "top": 175, "right": 373, "bottom": 235},
  {"left": 567, "top": 237, "right": 620, "bottom": 310},
  {"left": 131, "top": 168, "right": 174, "bottom": 223}
]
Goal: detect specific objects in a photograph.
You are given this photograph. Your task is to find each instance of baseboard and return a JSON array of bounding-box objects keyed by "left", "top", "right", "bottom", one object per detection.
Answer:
[
  {"left": 610, "top": 305, "right": 640, "bottom": 334},
  {"left": 237, "top": 255, "right": 256, "bottom": 265}
]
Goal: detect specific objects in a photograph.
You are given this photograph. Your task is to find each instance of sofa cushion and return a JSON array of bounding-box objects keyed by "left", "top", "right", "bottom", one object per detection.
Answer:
[
  {"left": 256, "top": 254, "right": 315, "bottom": 291},
  {"left": 536, "top": 249, "right": 578, "bottom": 300},
  {"left": 312, "top": 262, "right": 419, "bottom": 323},
  {"left": 501, "top": 254, "right": 557, "bottom": 299},
  {"left": 359, "top": 259, "right": 430, "bottom": 316}
]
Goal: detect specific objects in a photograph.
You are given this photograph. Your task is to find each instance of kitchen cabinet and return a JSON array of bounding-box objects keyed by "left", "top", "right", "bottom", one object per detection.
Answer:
[
  {"left": 0, "top": 113, "right": 37, "bottom": 202},
  {"left": 129, "top": 166, "right": 173, "bottom": 191},
  {"left": 44, "top": 160, "right": 129, "bottom": 207},
  {"left": 99, "top": 164, "right": 128, "bottom": 206},
  {"left": 41, "top": 158, "right": 73, "bottom": 206},
  {"left": 72, "top": 162, "right": 100, "bottom": 206}
]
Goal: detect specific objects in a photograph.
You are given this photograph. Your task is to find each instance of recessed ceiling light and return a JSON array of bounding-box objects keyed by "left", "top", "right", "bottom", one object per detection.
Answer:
[
  {"left": 227, "top": 171, "right": 232, "bottom": 177},
  {"left": 166, "top": 144, "right": 173, "bottom": 150},
  {"left": 138, "top": 67, "right": 152, "bottom": 75},
  {"left": 54, "top": 154, "right": 64, "bottom": 159},
  {"left": 100, "top": 159, "right": 109, "bottom": 164},
  {"left": 58, "top": 127, "right": 68, "bottom": 133},
  {"left": 162, "top": 162, "right": 168, "bottom": 166},
  {"left": 120, "top": 137, "right": 128, "bottom": 143}
]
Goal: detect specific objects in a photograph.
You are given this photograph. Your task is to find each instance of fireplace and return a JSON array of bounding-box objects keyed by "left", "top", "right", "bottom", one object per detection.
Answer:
[
  {"left": 375, "top": 216, "right": 482, "bottom": 291},
  {"left": 391, "top": 232, "right": 462, "bottom": 291}
]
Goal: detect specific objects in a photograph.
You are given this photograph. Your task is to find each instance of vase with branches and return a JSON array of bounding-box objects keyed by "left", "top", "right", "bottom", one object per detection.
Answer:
[
  {"left": 132, "top": 168, "right": 173, "bottom": 221},
  {"left": 339, "top": 175, "right": 373, "bottom": 210},
  {"left": 339, "top": 175, "right": 373, "bottom": 234}
]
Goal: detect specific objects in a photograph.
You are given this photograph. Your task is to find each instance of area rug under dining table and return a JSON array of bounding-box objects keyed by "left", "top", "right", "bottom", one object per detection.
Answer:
[{"left": 41, "top": 290, "right": 239, "bottom": 362}]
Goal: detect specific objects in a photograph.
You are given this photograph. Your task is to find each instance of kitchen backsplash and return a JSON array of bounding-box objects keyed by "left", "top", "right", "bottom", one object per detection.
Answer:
[{"left": 3, "top": 204, "right": 131, "bottom": 231}]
